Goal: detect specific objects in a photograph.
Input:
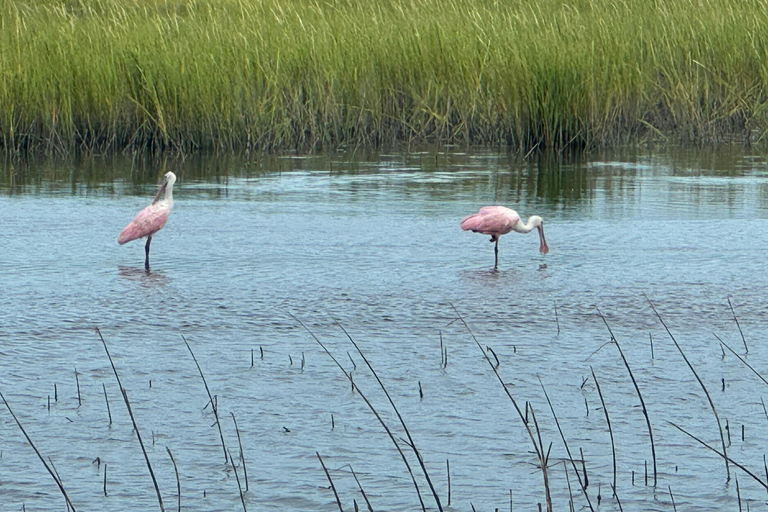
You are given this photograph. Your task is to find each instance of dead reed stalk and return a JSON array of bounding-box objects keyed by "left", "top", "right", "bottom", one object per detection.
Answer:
[
  {"left": 590, "top": 367, "right": 617, "bottom": 496},
  {"left": 727, "top": 297, "right": 748, "bottom": 353},
  {"left": 336, "top": 321, "right": 444, "bottom": 512},
  {"left": 646, "top": 297, "right": 730, "bottom": 480},
  {"left": 538, "top": 377, "right": 594, "bottom": 511},
  {"left": 317, "top": 451, "right": 344, "bottom": 512},
  {"left": 96, "top": 328, "right": 165, "bottom": 512},
  {"left": 181, "top": 335, "right": 228, "bottom": 464},
  {"left": 166, "top": 447, "right": 181, "bottom": 512},
  {"left": 290, "top": 313, "right": 427, "bottom": 512},
  {"left": 668, "top": 422, "right": 768, "bottom": 490},
  {"left": 229, "top": 449, "right": 248, "bottom": 512},
  {"left": 231, "top": 412, "right": 249, "bottom": 492},
  {"left": 347, "top": 464, "right": 375, "bottom": 512},
  {"left": 450, "top": 303, "right": 552, "bottom": 512},
  {"left": 596, "top": 308, "right": 657, "bottom": 486},
  {"left": 0, "top": 388, "right": 77, "bottom": 511}
]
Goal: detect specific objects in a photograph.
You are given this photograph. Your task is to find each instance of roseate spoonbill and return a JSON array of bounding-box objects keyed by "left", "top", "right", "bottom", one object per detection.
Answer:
[
  {"left": 118, "top": 171, "right": 176, "bottom": 271},
  {"left": 461, "top": 206, "right": 549, "bottom": 269}
]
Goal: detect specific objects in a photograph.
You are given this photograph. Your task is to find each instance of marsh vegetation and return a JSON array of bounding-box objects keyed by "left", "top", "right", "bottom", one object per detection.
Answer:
[{"left": 3, "top": 0, "right": 768, "bottom": 154}]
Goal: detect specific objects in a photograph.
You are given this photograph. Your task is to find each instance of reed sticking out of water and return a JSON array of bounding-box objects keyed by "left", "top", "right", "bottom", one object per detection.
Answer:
[
  {"left": 231, "top": 412, "right": 249, "bottom": 493},
  {"left": 181, "top": 334, "right": 228, "bottom": 464},
  {"left": 0, "top": 390, "right": 78, "bottom": 512},
  {"left": 727, "top": 297, "right": 748, "bottom": 353},
  {"left": 289, "top": 312, "right": 427, "bottom": 512},
  {"left": 646, "top": 297, "right": 730, "bottom": 481},
  {"left": 554, "top": 302, "right": 561, "bottom": 336},
  {"left": 668, "top": 486, "right": 677, "bottom": 512},
  {"left": 611, "top": 485, "right": 623, "bottom": 512},
  {"left": 716, "top": 335, "right": 768, "bottom": 387},
  {"left": 104, "top": 463, "right": 108, "bottom": 497},
  {"left": 166, "top": 447, "right": 181, "bottom": 512},
  {"left": 538, "top": 377, "right": 594, "bottom": 511},
  {"left": 74, "top": 367, "right": 81, "bottom": 407},
  {"left": 736, "top": 474, "right": 743, "bottom": 512},
  {"left": 446, "top": 459, "right": 451, "bottom": 507},
  {"left": 96, "top": 327, "right": 165, "bottom": 512},
  {"left": 317, "top": 452, "right": 343, "bottom": 512},
  {"left": 335, "top": 321, "right": 444, "bottom": 512},
  {"left": 590, "top": 367, "right": 617, "bottom": 497},
  {"left": 450, "top": 304, "right": 552, "bottom": 512},
  {"left": 596, "top": 308, "right": 657, "bottom": 487},
  {"left": 668, "top": 422, "right": 768, "bottom": 490},
  {"left": 563, "top": 461, "right": 575, "bottom": 512},
  {"left": 229, "top": 449, "right": 248, "bottom": 512},
  {"left": 649, "top": 333, "right": 654, "bottom": 360},
  {"left": 347, "top": 464, "right": 375, "bottom": 512},
  {"left": 102, "top": 383, "right": 112, "bottom": 426}
]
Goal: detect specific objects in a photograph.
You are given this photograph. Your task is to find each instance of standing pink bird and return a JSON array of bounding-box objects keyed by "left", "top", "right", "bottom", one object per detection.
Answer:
[
  {"left": 461, "top": 206, "right": 549, "bottom": 269},
  {"left": 118, "top": 171, "right": 176, "bottom": 272}
]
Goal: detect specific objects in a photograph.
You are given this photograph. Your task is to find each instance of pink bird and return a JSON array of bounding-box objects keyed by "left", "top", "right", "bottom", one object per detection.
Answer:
[
  {"left": 118, "top": 171, "right": 176, "bottom": 272},
  {"left": 461, "top": 206, "right": 549, "bottom": 269}
]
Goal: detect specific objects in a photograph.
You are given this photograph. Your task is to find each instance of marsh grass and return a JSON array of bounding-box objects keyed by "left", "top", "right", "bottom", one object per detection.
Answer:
[{"left": 3, "top": 0, "right": 768, "bottom": 154}]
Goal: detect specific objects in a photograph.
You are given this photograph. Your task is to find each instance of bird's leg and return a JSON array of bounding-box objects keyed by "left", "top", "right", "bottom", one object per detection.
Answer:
[
  {"left": 144, "top": 235, "right": 152, "bottom": 273},
  {"left": 494, "top": 239, "right": 499, "bottom": 270}
]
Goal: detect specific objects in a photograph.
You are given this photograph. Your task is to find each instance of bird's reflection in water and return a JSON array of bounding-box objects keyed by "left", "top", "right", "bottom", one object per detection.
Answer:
[{"left": 118, "top": 266, "right": 170, "bottom": 287}]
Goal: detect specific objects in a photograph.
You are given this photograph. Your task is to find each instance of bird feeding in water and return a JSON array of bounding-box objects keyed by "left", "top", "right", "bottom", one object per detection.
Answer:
[
  {"left": 461, "top": 206, "right": 549, "bottom": 269},
  {"left": 118, "top": 171, "right": 176, "bottom": 272}
]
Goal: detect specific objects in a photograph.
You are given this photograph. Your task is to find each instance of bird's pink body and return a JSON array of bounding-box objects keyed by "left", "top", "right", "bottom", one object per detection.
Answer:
[
  {"left": 118, "top": 171, "right": 176, "bottom": 271},
  {"left": 461, "top": 206, "right": 549, "bottom": 268},
  {"left": 460, "top": 206, "right": 522, "bottom": 240},
  {"left": 118, "top": 203, "right": 171, "bottom": 244}
]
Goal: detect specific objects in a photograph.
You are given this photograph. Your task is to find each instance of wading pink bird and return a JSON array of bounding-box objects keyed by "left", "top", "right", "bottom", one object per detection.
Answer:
[
  {"left": 461, "top": 206, "right": 549, "bottom": 269},
  {"left": 118, "top": 171, "right": 176, "bottom": 271}
]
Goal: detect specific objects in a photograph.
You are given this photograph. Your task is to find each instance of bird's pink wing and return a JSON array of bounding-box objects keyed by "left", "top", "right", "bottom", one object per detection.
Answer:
[
  {"left": 118, "top": 205, "right": 170, "bottom": 244},
  {"left": 460, "top": 206, "right": 519, "bottom": 235}
]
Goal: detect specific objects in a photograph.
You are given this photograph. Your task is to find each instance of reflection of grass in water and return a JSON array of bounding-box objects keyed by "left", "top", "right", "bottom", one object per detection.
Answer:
[{"left": 2, "top": 0, "right": 768, "bottom": 154}]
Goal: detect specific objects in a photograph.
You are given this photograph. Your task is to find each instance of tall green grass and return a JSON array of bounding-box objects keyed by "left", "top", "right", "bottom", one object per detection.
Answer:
[{"left": 3, "top": 0, "right": 768, "bottom": 153}]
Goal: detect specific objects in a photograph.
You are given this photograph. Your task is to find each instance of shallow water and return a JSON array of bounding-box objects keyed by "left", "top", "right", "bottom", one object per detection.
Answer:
[{"left": 1, "top": 147, "right": 768, "bottom": 511}]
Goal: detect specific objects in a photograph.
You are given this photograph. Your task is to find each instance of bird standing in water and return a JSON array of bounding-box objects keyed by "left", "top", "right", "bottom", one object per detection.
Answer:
[
  {"left": 461, "top": 206, "right": 549, "bottom": 269},
  {"left": 118, "top": 171, "right": 176, "bottom": 272}
]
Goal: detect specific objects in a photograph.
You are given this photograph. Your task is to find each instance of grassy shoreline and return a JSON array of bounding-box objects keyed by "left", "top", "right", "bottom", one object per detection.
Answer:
[{"left": 3, "top": 0, "right": 768, "bottom": 154}]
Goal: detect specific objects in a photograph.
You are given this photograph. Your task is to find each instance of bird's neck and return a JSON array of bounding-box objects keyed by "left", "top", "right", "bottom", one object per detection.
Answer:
[
  {"left": 513, "top": 217, "right": 537, "bottom": 233},
  {"left": 152, "top": 183, "right": 174, "bottom": 206}
]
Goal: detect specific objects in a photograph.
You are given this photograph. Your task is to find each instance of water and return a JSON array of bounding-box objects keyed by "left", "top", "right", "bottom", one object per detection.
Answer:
[{"left": 1, "top": 147, "right": 768, "bottom": 511}]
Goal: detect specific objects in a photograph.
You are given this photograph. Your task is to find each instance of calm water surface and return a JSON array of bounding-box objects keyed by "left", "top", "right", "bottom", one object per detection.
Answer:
[{"left": 1, "top": 148, "right": 768, "bottom": 511}]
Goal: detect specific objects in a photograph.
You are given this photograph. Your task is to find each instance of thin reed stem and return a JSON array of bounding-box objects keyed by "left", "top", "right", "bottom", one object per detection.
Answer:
[
  {"left": 231, "top": 412, "right": 249, "bottom": 493},
  {"left": 229, "top": 449, "right": 248, "bottom": 512},
  {"left": 181, "top": 335, "right": 228, "bottom": 464},
  {"left": 348, "top": 464, "right": 375, "bottom": 512},
  {"left": 727, "top": 297, "right": 748, "bottom": 353},
  {"left": 538, "top": 377, "right": 594, "bottom": 511},
  {"left": 336, "top": 322, "right": 444, "bottom": 512},
  {"left": 597, "top": 308, "right": 657, "bottom": 486},
  {"left": 646, "top": 297, "right": 730, "bottom": 480},
  {"left": 102, "top": 383, "right": 112, "bottom": 426},
  {"left": 290, "top": 313, "right": 427, "bottom": 512},
  {"left": 716, "top": 335, "right": 768, "bottom": 387},
  {"left": 590, "top": 367, "right": 617, "bottom": 496},
  {"left": 96, "top": 328, "right": 165, "bottom": 512},
  {"left": 450, "top": 303, "right": 552, "bottom": 512},
  {"left": 317, "top": 452, "right": 343, "bottom": 512},
  {"left": 668, "top": 422, "right": 768, "bottom": 490},
  {"left": 166, "top": 447, "right": 181, "bottom": 512},
  {"left": 0, "top": 388, "right": 77, "bottom": 511}
]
